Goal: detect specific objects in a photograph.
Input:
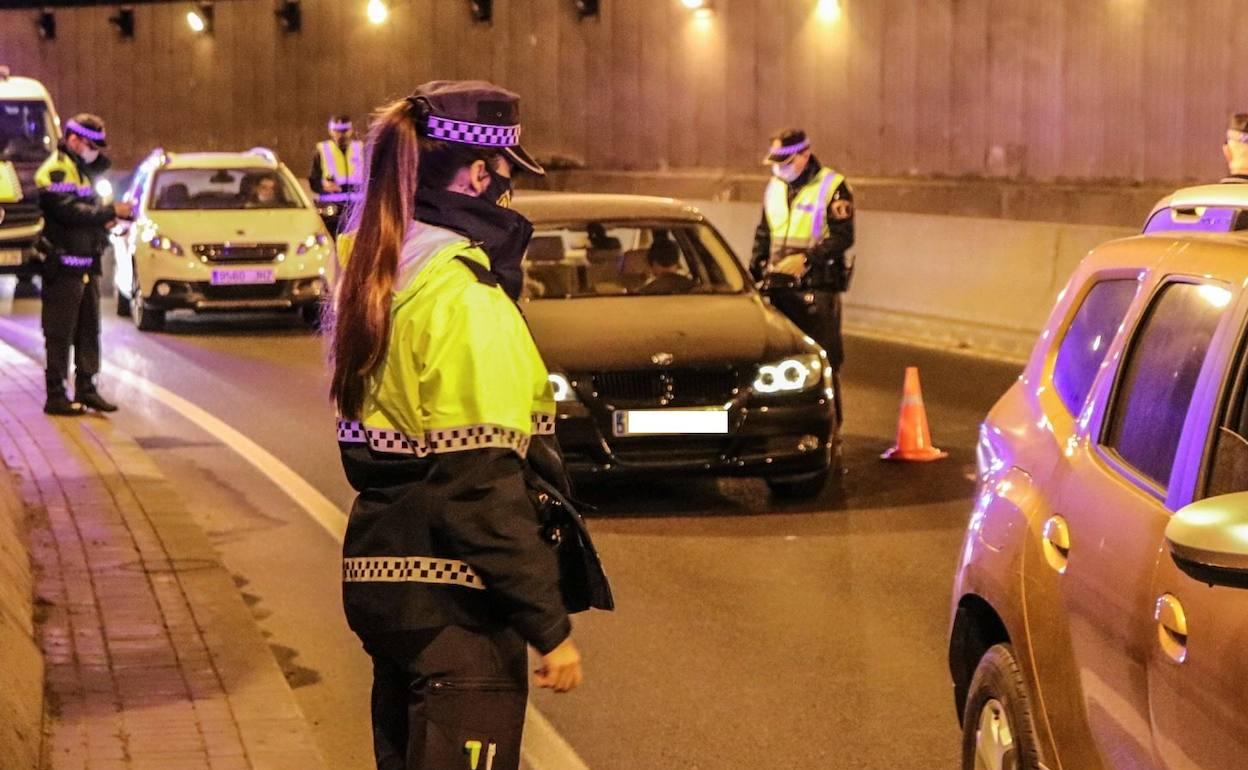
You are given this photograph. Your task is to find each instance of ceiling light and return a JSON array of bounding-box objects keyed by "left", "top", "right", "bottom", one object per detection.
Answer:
[
  {"left": 574, "top": 0, "right": 599, "bottom": 18},
  {"left": 36, "top": 9, "right": 56, "bottom": 40},
  {"left": 110, "top": 7, "right": 136, "bottom": 39},
  {"left": 470, "top": 0, "right": 493, "bottom": 23},
  {"left": 366, "top": 0, "right": 388, "bottom": 25},
  {"left": 816, "top": 0, "right": 842, "bottom": 23},
  {"left": 187, "top": 2, "right": 213, "bottom": 34},
  {"left": 276, "top": 0, "right": 302, "bottom": 32}
]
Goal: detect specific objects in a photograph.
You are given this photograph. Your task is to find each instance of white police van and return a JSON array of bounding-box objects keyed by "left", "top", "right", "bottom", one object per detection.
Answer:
[{"left": 0, "top": 66, "right": 61, "bottom": 285}]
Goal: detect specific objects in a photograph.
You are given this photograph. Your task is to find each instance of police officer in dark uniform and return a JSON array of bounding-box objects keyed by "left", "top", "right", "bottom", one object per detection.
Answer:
[
  {"left": 34, "top": 114, "right": 130, "bottom": 416},
  {"left": 1222, "top": 113, "right": 1248, "bottom": 183},
  {"left": 751, "top": 129, "right": 854, "bottom": 425}
]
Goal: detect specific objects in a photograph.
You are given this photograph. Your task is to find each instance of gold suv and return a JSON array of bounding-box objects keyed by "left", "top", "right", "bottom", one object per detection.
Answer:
[{"left": 949, "top": 185, "right": 1248, "bottom": 770}]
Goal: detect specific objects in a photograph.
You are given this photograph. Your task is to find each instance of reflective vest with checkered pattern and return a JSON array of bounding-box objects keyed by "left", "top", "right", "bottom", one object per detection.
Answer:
[
  {"left": 317, "top": 140, "right": 364, "bottom": 186},
  {"left": 764, "top": 166, "right": 844, "bottom": 262}
]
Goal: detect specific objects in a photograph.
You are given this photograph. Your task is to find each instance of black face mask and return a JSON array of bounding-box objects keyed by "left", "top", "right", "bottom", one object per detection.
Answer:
[
  {"left": 415, "top": 189, "right": 533, "bottom": 301},
  {"left": 484, "top": 167, "right": 514, "bottom": 209}
]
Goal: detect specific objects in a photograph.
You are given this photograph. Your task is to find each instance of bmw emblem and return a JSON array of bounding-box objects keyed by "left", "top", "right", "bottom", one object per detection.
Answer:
[{"left": 651, "top": 352, "right": 674, "bottom": 366}]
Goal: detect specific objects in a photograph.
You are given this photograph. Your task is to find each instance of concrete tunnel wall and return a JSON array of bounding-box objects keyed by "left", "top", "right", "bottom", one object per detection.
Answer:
[{"left": 689, "top": 199, "right": 1134, "bottom": 362}]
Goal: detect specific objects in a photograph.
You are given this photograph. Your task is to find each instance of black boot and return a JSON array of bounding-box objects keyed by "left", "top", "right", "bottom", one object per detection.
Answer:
[
  {"left": 44, "top": 392, "right": 86, "bottom": 416},
  {"left": 76, "top": 387, "right": 119, "bottom": 413}
]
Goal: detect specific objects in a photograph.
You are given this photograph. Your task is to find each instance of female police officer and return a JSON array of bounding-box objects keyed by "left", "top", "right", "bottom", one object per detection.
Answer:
[{"left": 329, "top": 81, "right": 582, "bottom": 770}]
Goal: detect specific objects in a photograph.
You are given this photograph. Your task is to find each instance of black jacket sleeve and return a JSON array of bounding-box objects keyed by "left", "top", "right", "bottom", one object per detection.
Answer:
[
  {"left": 807, "top": 180, "right": 854, "bottom": 269},
  {"left": 750, "top": 207, "right": 771, "bottom": 282},
  {"left": 39, "top": 189, "right": 116, "bottom": 229},
  {"left": 309, "top": 152, "right": 324, "bottom": 194},
  {"left": 430, "top": 448, "right": 571, "bottom": 654}
]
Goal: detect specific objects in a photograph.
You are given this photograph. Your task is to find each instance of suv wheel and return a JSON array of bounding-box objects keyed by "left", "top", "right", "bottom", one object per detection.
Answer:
[
  {"left": 132, "top": 288, "right": 165, "bottom": 332},
  {"left": 961, "top": 644, "right": 1042, "bottom": 770}
]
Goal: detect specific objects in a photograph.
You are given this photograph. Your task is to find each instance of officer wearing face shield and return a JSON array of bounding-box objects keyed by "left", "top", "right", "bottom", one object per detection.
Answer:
[
  {"left": 751, "top": 128, "right": 854, "bottom": 426},
  {"left": 330, "top": 81, "right": 596, "bottom": 770},
  {"left": 34, "top": 113, "right": 132, "bottom": 416}
]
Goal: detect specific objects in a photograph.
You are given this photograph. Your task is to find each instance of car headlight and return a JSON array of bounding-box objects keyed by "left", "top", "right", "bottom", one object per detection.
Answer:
[
  {"left": 297, "top": 232, "right": 331, "bottom": 255},
  {"left": 753, "top": 354, "right": 824, "bottom": 395},
  {"left": 148, "top": 235, "right": 184, "bottom": 256},
  {"left": 548, "top": 373, "right": 578, "bottom": 403}
]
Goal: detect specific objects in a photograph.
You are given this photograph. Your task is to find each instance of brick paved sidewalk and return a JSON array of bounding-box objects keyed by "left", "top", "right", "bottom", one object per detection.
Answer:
[{"left": 0, "top": 341, "right": 328, "bottom": 770}]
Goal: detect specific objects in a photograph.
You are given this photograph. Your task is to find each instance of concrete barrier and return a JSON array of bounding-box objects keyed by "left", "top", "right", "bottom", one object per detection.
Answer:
[
  {"left": 689, "top": 199, "right": 1134, "bottom": 361},
  {"left": 0, "top": 473, "right": 43, "bottom": 770}
]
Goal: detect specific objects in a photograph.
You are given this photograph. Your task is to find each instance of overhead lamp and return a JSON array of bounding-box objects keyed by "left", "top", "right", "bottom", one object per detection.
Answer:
[
  {"left": 110, "top": 7, "right": 136, "bottom": 39},
  {"left": 816, "top": 0, "right": 842, "bottom": 23},
  {"left": 36, "top": 9, "right": 56, "bottom": 40},
  {"left": 366, "top": 0, "right": 388, "bottom": 25},
  {"left": 470, "top": 0, "right": 493, "bottom": 23},
  {"left": 574, "top": 0, "right": 599, "bottom": 18},
  {"left": 187, "top": 2, "right": 214, "bottom": 34},
  {"left": 275, "top": 0, "right": 302, "bottom": 32},
  {"left": 681, "top": 0, "right": 714, "bottom": 18}
]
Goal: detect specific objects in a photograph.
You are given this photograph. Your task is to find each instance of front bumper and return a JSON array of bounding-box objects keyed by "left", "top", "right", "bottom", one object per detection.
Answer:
[
  {"left": 557, "top": 395, "right": 835, "bottom": 478},
  {"left": 141, "top": 276, "right": 328, "bottom": 312}
]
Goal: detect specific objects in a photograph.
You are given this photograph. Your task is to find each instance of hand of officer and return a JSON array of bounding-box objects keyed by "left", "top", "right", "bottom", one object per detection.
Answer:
[
  {"left": 534, "top": 637, "right": 583, "bottom": 693},
  {"left": 113, "top": 201, "right": 134, "bottom": 220},
  {"left": 324, "top": 180, "right": 342, "bottom": 193},
  {"left": 773, "top": 253, "right": 808, "bottom": 278}
]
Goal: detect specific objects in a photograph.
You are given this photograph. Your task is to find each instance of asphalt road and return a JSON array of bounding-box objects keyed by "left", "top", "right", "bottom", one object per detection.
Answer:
[{"left": 0, "top": 281, "right": 1021, "bottom": 770}]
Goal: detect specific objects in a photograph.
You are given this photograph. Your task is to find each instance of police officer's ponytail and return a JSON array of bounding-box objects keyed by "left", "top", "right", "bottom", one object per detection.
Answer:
[{"left": 331, "top": 98, "right": 421, "bottom": 418}]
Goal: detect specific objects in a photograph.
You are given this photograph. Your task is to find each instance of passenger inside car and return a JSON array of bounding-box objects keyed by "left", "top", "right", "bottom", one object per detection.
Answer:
[{"left": 637, "top": 235, "right": 695, "bottom": 295}]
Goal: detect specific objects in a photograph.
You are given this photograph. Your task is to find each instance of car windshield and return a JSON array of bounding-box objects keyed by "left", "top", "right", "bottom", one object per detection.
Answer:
[
  {"left": 523, "top": 221, "right": 747, "bottom": 299},
  {"left": 0, "top": 100, "right": 55, "bottom": 163},
  {"left": 150, "top": 168, "right": 302, "bottom": 210}
]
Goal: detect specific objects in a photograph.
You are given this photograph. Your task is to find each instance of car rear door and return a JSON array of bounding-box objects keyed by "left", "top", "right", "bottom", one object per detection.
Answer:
[
  {"left": 1145, "top": 298, "right": 1248, "bottom": 770},
  {"left": 1042, "top": 277, "right": 1233, "bottom": 769}
]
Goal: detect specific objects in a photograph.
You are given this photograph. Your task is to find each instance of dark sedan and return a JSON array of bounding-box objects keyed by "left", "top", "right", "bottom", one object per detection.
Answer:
[{"left": 514, "top": 193, "right": 839, "bottom": 498}]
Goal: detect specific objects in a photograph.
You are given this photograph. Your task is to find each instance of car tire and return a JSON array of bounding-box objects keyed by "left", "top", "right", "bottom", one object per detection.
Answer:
[
  {"left": 132, "top": 293, "right": 165, "bottom": 332},
  {"left": 961, "top": 644, "right": 1043, "bottom": 770},
  {"left": 765, "top": 468, "right": 829, "bottom": 499},
  {"left": 300, "top": 303, "right": 322, "bottom": 331}
]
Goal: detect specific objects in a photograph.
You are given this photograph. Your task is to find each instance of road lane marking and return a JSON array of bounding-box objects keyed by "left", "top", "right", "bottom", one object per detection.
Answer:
[{"left": 0, "top": 317, "right": 590, "bottom": 770}]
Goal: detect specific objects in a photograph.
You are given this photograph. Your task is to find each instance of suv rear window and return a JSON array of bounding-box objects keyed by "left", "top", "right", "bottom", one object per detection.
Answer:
[
  {"left": 1105, "top": 282, "right": 1231, "bottom": 488},
  {"left": 1053, "top": 279, "right": 1137, "bottom": 415}
]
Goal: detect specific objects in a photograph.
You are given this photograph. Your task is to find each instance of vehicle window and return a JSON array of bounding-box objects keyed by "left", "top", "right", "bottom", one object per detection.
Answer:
[
  {"left": 0, "top": 100, "right": 55, "bottom": 163},
  {"left": 522, "top": 221, "right": 746, "bottom": 299},
  {"left": 1203, "top": 336, "right": 1248, "bottom": 498},
  {"left": 1052, "top": 279, "right": 1137, "bottom": 415},
  {"left": 151, "top": 168, "right": 301, "bottom": 210},
  {"left": 1105, "top": 282, "right": 1231, "bottom": 488},
  {"left": 1143, "top": 206, "right": 1248, "bottom": 234}
]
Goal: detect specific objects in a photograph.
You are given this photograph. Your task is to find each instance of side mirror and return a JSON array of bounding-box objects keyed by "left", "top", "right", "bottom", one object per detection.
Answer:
[{"left": 1166, "top": 492, "right": 1248, "bottom": 589}]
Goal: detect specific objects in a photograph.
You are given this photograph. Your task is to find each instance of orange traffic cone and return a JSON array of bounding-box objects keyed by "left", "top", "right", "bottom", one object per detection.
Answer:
[{"left": 881, "top": 366, "right": 948, "bottom": 462}]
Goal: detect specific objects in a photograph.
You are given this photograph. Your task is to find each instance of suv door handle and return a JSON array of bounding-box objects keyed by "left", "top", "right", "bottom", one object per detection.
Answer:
[
  {"left": 1155, "top": 593, "right": 1188, "bottom": 664},
  {"left": 1042, "top": 515, "right": 1071, "bottom": 574}
]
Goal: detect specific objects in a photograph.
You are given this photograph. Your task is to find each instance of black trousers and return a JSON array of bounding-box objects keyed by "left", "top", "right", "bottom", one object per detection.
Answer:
[
  {"left": 41, "top": 272, "right": 101, "bottom": 396},
  {"left": 768, "top": 287, "right": 845, "bottom": 425},
  {"left": 361, "top": 625, "right": 529, "bottom": 770}
]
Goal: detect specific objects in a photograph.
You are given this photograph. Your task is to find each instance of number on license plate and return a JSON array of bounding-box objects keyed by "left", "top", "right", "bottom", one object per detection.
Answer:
[
  {"left": 210, "top": 269, "right": 275, "bottom": 285},
  {"left": 0, "top": 249, "right": 23, "bottom": 267},
  {"left": 613, "top": 409, "right": 729, "bottom": 436}
]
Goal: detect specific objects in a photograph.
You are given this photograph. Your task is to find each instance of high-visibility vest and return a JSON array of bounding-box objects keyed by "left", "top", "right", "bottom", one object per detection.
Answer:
[
  {"left": 34, "top": 151, "right": 93, "bottom": 198},
  {"left": 336, "top": 226, "right": 556, "bottom": 456},
  {"left": 0, "top": 161, "right": 23, "bottom": 203},
  {"left": 318, "top": 140, "right": 364, "bottom": 187},
  {"left": 764, "top": 166, "right": 844, "bottom": 261}
]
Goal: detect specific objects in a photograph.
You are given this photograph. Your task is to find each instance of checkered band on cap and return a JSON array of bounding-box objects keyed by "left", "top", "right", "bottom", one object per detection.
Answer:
[
  {"left": 425, "top": 115, "right": 521, "bottom": 147},
  {"left": 329, "top": 120, "right": 352, "bottom": 132},
  {"left": 1229, "top": 130, "right": 1248, "bottom": 145},
  {"left": 66, "top": 120, "right": 106, "bottom": 144},
  {"left": 771, "top": 139, "right": 811, "bottom": 158}
]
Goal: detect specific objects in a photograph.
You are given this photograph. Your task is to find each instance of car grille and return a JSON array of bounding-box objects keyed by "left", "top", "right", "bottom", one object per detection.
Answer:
[
  {"left": 192, "top": 243, "right": 286, "bottom": 263},
  {"left": 590, "top": 368, "right": 740, "bottom": 407},
  {"left": 0, "top": 202, "right": 42, "bottom": 229},
  {"left": 200, "top": 283, "right": 286, "bottom": 301}
]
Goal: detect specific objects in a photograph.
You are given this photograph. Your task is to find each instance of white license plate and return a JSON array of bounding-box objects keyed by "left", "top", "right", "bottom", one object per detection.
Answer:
[
  {"left": 210, "top": 268, "right": 275, "bottom": 285},
  {"left": 0, "top": 248, "right": 22, "bottom": 267},
  {"left": 613, "top": 409, "right": 729, "bottom": 436}
]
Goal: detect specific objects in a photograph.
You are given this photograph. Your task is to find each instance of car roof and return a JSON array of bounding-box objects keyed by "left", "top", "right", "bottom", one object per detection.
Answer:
[
  {"left": 1149, "top": 183, "right": 1248, "bottom": 215},
  {"left": 0, "top": 73, "right": 55, "bottom": 103},
  {"left": 513, "top": 192, "right": 707, "bottom": 225},
  {"left": 1085, "top": 231, "right": 1248, "bottom": 284},
  {"left": 158, "top": 150, "right": 282, "bottom": 171}
]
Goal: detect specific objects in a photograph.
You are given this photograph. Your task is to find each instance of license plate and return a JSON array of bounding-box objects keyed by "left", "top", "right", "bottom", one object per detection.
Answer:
[
  {"left": 613, "top": 409, "right": 729, "bottom": 436},
  {"left": 0, "top": 248, "right": 22, "bottom": 267},
  {"left": 210, "top": 268, "right": 275, "bottom": 285}
]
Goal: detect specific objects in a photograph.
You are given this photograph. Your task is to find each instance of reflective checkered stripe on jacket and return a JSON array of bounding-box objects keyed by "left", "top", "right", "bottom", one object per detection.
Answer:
[
  {"left": 336, "top": 413, "right": 555, "bottom": 457},
  {"left": 34, "top": 153, "right": 93, "bottom": 199},
  {"left": 342, "top": 556, "right": 485, "bottom": 589}
]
